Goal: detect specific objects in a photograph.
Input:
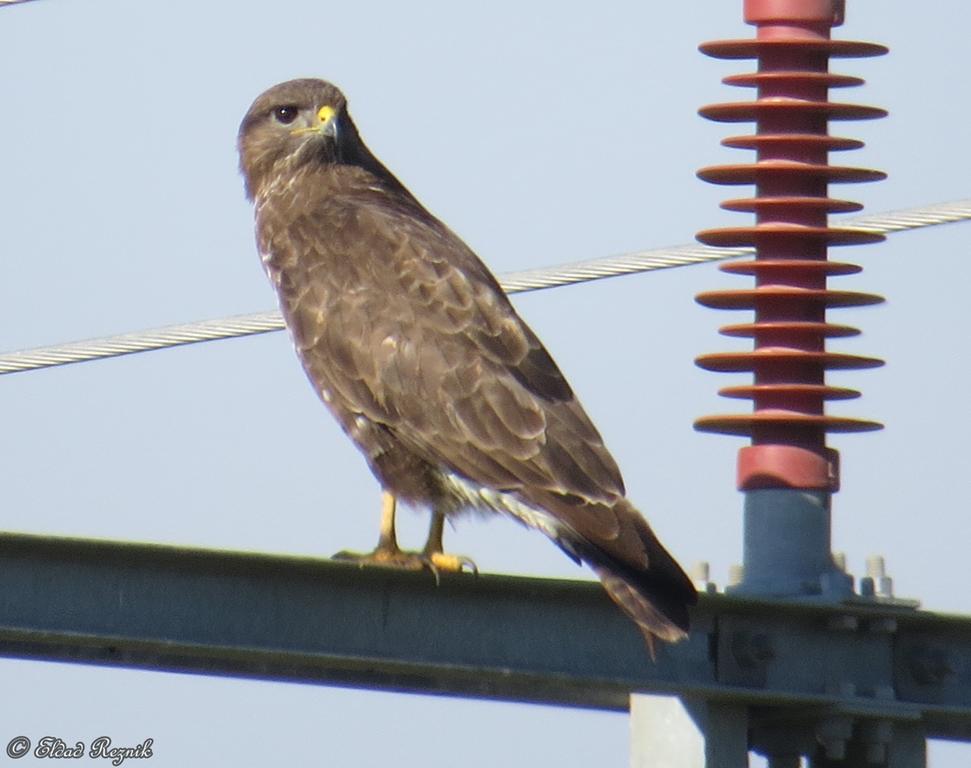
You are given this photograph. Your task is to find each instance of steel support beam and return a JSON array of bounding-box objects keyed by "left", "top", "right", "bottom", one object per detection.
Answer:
[{"left": 0, "top": 531, "right": 970, "bottom": 748}]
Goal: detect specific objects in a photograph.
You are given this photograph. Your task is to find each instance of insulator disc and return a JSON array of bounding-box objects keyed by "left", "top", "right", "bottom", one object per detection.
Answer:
[
  {"left": 723, "top": 72, "right": 864, "bottom": 89},
  {"left": 718, "top": 321, "right": 860, "bottom": 339},
  {"left": 722, "top": 134, "right": 863, "bottom": 151},
  {"left": 699, "top": 39, "right": 888, "bottom": 59},
  {"left": 694, "top": 412, "right": 883, "bottom": 436},
  {"left": 700, "top": 100, "right": 887, "bottom": 123},
  {"left": 695, "top": 287, "right": 885, "bottom": 310},
  {"left": 697, "top": 161, "right": 887, "bottom": 185},
  {"left": 696, "top": 349, "right": 884, "bottom": 373},
  {"left": 697, "top": 225, "right": 885, "bottom": 247},
  {"left": 718, "top": 384, "right": 861, "bottom": 401},
  {"left": 719, "top": 260, "right": 863, "bottom": 276},
  {"left": 721, "top": 197, "right": 863, "bottom": 214}
]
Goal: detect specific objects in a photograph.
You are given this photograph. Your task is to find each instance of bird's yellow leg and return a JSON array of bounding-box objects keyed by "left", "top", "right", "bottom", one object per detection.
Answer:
[
  {"left": 333, "top": 495, "right": 475, "bottom": 576},
  {"left": 422, "top": 510, "right": 477, "bottom": 575},
  {"left": 334, "top": 492, "right": 422, "bottom": 570},
  {"left": 376, "top": 491, "right": 400, "bottom": 553}
]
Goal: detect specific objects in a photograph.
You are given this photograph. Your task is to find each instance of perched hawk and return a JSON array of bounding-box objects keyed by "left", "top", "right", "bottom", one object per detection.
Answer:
[{"left": 238, "top": 79, "right": 696, "bottom": 654}]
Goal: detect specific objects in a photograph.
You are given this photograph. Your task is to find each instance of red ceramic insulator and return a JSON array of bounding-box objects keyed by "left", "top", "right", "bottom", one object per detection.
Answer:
[{"left": 694, "top": 0, "right": 887, "bottom": 492}]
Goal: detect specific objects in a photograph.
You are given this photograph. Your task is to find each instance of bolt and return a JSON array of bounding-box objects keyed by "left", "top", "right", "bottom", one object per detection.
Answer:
[
  {"left": 866, "top": 554, "right": 894, "bottom": 598},
  {"left": 867, "top": 617, "right": 898, "bottom": 634},
  {"left": 816, "top": 717, "right": 854, "bottom": 761},
  {"left": 828, "top": 614, "right": 859, "bottom": 632},
  {"left": 731, "top": 630, "right": 774, "bottom": 670},
  {"left": 859, "top": 720, "right": 893, "bottom": 765},
  {"left": 908, "top": 644, "right": 957, "bottom": 685},
  {"left": 728, "top": 564, "right": 744, "bottom": 587},
  {"left": 691, "top": 560, "right": 710, "bottom": 582},
  {"left": 690, "top": 560, "right": 717, "bottom": 594},
  {"left": 872, "top": 684, "right": 895, "bottom": 700},
  {"left": 867, "top": 743, "right": 887, "bottom": 765},
  {"left": 859, "top": 576, "right": 875, "bottom": 598}
]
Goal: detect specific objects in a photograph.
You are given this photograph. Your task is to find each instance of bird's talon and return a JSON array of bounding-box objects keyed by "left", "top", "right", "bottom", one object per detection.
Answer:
[
  {"left": 424, "top": 557, "right": 442, "bottom": 587},
  {"left": 332, "top": 547, "right": 476, "bottom": 579},
  {"left": 331, "top": 548, "right": 425, "bottom": 571},
  {"left": 426, "top": 551, "right": 478, "bottom": 576}
]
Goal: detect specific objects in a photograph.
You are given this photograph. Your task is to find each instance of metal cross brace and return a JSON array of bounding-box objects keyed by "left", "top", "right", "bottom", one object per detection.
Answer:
[{"left": 0, "top": 531, "right": 967, "bottom": 765}]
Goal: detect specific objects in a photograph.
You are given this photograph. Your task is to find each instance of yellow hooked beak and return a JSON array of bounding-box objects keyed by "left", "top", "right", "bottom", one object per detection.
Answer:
[{"left": 291, "top": 105, "right": 338, "bottom": 139}]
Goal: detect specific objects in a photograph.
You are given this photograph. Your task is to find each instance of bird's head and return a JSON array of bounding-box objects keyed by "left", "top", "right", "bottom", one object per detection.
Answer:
[{"left": 238, "top": 78, "right": 358, "bottom": 200}]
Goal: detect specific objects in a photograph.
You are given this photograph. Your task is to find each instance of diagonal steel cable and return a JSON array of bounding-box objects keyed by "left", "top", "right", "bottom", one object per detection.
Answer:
[{"left": 1, "top": 198, "right": 969, "bottom": 376}]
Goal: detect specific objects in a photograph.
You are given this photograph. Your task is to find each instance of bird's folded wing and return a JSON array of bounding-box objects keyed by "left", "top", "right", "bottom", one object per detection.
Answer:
[{"left": 278, "top": 198, "right": 643, "bottom": 551}]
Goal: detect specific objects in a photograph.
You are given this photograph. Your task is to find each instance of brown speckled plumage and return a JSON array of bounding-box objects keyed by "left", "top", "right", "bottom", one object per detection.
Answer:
[{"left": 238, "top": 79, "right": 696, "bottom": 652}]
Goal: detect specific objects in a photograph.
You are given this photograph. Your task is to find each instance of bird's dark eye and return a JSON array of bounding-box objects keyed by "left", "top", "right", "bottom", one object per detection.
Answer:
[{"left": 273, "top": 106, "right": 299, "bottom": 125}]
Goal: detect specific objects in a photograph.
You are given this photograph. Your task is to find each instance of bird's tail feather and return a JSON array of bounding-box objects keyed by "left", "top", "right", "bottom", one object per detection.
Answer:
[
  {"left": 584, "top": 501, "right": 697, "bottom": 659},
  {"left": 588, "top": 562, "right": 689, "bottom": 659}
]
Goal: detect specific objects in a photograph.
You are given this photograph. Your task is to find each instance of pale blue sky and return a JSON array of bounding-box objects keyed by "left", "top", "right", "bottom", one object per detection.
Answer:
[{"left": 1, "top": 1, "right": 968, "bottom": 765}]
